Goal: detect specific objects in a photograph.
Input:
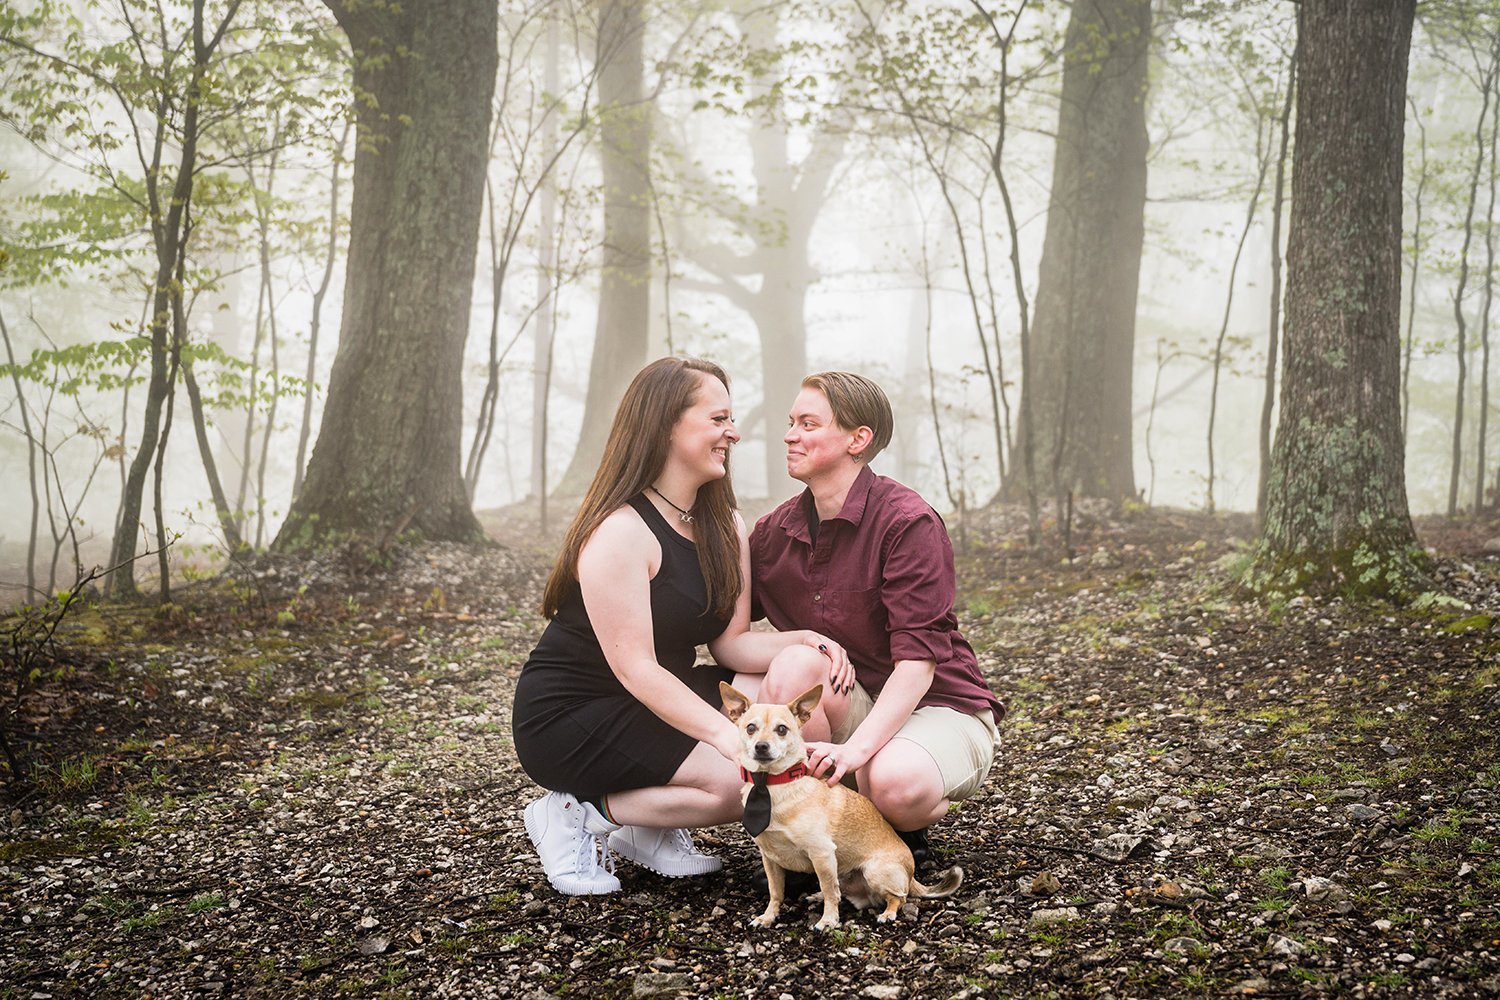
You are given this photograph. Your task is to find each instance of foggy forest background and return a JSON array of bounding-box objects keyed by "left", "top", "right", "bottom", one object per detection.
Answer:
[{"left": 0, "top": 0, "right": 1495, "bottom": 599}]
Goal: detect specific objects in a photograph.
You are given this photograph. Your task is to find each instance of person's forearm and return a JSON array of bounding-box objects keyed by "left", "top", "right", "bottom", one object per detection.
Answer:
[
  {"left": 708, "top": 627, "right": 814, "bottom": 674},
  {"left": 845, "top": 658, "right": 935, "bottom": 758}
]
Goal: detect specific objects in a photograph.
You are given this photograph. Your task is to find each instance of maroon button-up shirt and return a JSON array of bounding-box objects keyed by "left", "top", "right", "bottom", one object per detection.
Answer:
[{"left": 749, "top": 466, "right": 1004, "bottom": 720}]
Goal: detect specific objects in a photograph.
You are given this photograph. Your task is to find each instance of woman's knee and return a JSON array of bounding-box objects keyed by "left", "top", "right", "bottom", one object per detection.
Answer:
[{"left": 709, "top": 773, "right": 745, "bottom": 824}]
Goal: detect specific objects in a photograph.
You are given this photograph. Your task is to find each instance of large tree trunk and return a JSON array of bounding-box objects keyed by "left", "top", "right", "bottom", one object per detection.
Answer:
[
  {"left": 1012, "top": 0, "right": 1149, "bottom": 503},
  {"left": 1254, "top": 0, "right": 1419, "bottom": 595},
  {"left": 554, "top": 0, "right": 651, "bottom": 496},
  {"left": 275, "top": 0, "right": 496, "bottom": 547}
]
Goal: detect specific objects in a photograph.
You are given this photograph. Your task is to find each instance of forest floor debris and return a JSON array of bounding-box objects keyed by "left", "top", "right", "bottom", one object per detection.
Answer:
[{"left": 2, "top": 503, "right": 1499, "bottom": 998}]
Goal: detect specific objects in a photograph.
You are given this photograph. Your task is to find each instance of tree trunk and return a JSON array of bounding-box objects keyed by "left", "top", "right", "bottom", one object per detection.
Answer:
[
  {"left": 554, "top": 0, "right": 651, "bottom": 496},
  {"left": 1257, "top": 42, "right": 1297, "bottom": 527},
  {"left": 1447, "top": 40, "right": 1499, "bottom": 516},
  {"left": 1254, "top": 0, "right": 1420, "bottom": 596},
  {"left": 293, "top": 119, "right": 349, "bottom": 501},
  {"left": 0, "top": 307, "right": 40, "bottom": 597},
  {"left": 275, "top": 0, "right": 496, "bottom": 547},
  {"left": 1475, "top": 66, "right": 1500, "bottom": 512},
  {"left": 1207, "top": 118, "right": 1271, "bottom": 514},
  {"left": 1401, "top": 94, "right": 1426, "bottom": 447},
  {"left": 182, "top": 362, "right": 243, "bottom": 552},
  {"left": 1012, "top": 0, "right": 1150, "bottom": 502},
  {"left": 105, "top": 0, "right": 230, "bottom": 597},
  {"left": 748, "top": 107, "right": 828, "bottom": 495}
]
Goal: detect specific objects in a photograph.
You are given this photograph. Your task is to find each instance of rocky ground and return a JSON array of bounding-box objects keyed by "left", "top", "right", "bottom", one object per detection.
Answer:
[{"left": 1, "top": 502, "right": 1498, "bottom": 999}]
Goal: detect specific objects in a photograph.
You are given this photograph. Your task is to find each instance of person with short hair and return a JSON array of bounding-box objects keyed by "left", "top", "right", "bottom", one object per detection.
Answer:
[{"left": 750, "top": 371, "right": 1004, "bottom": 866}]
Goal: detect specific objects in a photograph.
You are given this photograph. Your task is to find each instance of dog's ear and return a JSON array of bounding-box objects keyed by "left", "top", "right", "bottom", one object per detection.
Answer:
[
  {"left": 788, "top": 684, "right": 823, "bottom": 724},
  {"left": 720, "top": 681, "right": 751, "bottom": 722}
]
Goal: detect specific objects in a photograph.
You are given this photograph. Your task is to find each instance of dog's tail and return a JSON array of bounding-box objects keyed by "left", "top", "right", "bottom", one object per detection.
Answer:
[{"left": 910, "top": 865, "right": 963, "bottom": 899}]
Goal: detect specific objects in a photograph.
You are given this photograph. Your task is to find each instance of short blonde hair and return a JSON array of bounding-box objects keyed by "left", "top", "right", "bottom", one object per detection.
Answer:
[{"left": 802, "top": 371, "right": 893, "bottom": 462}]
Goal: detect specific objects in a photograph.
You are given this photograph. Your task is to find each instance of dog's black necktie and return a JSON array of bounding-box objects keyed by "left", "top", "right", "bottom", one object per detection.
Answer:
[{"left": 743, "top": 772, "right": 771, "bottom": 836}]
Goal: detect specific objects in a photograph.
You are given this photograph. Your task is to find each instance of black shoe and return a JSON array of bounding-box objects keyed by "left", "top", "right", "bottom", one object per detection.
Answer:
[
  {"left": 896, "top": 827, "right": 931, "bottom": 868},
  {"left": 750, "top": 869, "right": 820, "bottom": 898}
]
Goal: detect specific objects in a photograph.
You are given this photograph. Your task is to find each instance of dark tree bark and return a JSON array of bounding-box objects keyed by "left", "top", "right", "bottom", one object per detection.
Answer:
[
  {"left": 554, "top": 0, "right": 651, "bottom": 496},
  {"left": 275, "top": 0, "right": 497, "bottom": 546},
  {"left": 1012, "top": 0, "right": 1150, "bottom": 502},
  {"left": 1254, "top": 0, "right": 1420, "bottom": 596}
]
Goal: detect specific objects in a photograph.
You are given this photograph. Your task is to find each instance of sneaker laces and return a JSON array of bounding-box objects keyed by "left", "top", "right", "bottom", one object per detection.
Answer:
[
  {"left": 668, "top": 828, "right": 704, "bottom": 858},
  {"left": 579, "top": 831, "right": 616, "bottom": 878}
]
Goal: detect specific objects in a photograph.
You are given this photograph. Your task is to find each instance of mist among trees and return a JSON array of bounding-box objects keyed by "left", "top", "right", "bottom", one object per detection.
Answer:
[{"left": 1, "top": 0, "right": 1494, "bottom": 600}]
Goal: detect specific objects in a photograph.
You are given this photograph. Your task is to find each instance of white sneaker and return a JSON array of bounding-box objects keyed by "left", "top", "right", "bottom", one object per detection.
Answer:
[
  {"left": 608, "top": 826, "right": 723, "bottom": 877},
  {"left": 524, "top": 791, "right": 622, "bottom": 895}
]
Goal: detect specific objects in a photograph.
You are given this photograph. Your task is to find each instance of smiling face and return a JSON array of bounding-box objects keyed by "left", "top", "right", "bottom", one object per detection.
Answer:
[
  {"left": 783, "top": 386, "right": 862, "bottom": 484},
  {"left": 667, "top": 372, "right": 739, "bottom": 483}
]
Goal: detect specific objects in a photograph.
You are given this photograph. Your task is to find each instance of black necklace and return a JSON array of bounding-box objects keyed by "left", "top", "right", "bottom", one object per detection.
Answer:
[{"left": 649, "top": 485, "right": 695, "bottom": 524}]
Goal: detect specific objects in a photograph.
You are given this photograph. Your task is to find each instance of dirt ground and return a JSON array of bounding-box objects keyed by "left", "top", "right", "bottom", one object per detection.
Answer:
[{"left": 2, "top": 502, "right": 1498, "bottom": 998}]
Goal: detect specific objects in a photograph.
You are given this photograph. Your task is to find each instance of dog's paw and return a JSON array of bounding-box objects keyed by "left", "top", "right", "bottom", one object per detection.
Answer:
[
  {"left": 750, "top": 912, "right": 777, "bottom": 929},
  {"left": 813, "top": 915, "right": 841, "bottom": 932},
  {"left": 876, "top": 910, "right": 898, "bottom": 924}
]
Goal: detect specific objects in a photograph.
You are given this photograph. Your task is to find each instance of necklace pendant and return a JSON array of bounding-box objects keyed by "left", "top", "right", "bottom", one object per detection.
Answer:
[{"left": 678, "top": 512, "right": 694, "bottom": 524}]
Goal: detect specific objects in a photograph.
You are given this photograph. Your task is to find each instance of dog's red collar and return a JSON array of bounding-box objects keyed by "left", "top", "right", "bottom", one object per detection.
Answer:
[{"left": 740, "top": 761, "right": 809, "bottom": 785}]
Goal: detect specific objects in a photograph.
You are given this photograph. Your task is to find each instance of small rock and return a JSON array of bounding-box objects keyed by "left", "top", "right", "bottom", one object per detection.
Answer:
[
  {"left": 357, "top": 936, "right": 389, "bottom": 956},
  {"left": 1028, "top": 871, "right": 1062, "bottom": 897},
  {"left": 861, "top": 987, "right": 903, "bottom": 1000},
  {"left": 1303, "top": 876, "right": 1346, "bottom": 902},
  {"left": 633, "top": 972, "right": 693, "bottom": 997},
  {"left": 1266, "top": 934, "right": 1305, "bottom": 958},
  {"left": 1030, "top": 907, "right": 1080, "bottom": 925},
  {"left": 358, "top": 915, "right": 379, "bottom": 930},
  {"left": 1091, "top": 833, "right": 1145, "bottom": 861},
  {"left": 1230, "top": 978, "right": 1274, "bottom": 994},
  {"left": 1163, "top": 936, "right": 1204, "bottom": 956},
  {"left": 1394, "top": 952, "right": 1416, "bottom": 964},
  {"left": 1346, "top": 803, "right": 1383, "bottom": 823}
]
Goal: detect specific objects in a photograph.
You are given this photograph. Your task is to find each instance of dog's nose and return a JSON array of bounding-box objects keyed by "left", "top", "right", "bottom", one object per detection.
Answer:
[{"left": 754, "top": 741, "right": 771, "bottom": 757}]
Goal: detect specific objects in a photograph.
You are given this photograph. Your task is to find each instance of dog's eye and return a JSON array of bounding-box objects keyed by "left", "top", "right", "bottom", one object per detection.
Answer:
[
  {"left": 745, "top": 723, "right": 757, "bottom": 735},
  {"left": 775, "top": 724, "right": 788, "bottom": 736}
]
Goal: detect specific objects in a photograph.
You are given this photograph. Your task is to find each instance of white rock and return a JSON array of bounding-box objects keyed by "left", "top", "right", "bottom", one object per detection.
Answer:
[{"left": 1030, "top": 906, "right": 1080, "bottom": 925}]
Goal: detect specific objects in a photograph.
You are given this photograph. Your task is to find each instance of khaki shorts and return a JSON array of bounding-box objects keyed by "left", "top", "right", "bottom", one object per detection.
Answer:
[{"left": 831, "top": 681, "right": 999, "bottom": 801}]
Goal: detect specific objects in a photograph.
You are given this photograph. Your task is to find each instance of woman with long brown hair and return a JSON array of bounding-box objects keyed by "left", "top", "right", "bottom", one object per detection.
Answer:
[{"left": 512, "top": 357, "right": 853, "bottom": 895}]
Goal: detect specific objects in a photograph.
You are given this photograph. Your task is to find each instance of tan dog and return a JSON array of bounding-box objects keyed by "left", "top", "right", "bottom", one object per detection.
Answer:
[{"left": 721, "top": 681, "right": 963, "bottom": 930}]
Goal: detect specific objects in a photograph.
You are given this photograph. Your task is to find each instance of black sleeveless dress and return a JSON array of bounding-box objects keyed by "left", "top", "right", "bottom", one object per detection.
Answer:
[{"left": 511, "top": 494, "right": 734, "bottom": 799}]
